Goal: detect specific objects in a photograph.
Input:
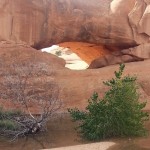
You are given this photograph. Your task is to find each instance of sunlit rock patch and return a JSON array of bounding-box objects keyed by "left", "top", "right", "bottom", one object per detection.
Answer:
[{"left": 41, "top": 45, "right": 89, "bottom": 70}]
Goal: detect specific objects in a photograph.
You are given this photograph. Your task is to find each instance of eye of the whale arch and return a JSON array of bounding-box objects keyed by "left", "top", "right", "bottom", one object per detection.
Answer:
[{"left": 41, "top": 42, "right": 110, "bottom": 70}]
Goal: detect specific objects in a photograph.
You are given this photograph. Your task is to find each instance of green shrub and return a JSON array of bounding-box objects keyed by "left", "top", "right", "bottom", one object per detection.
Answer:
[
  {"left": 0, "top": 107, "right": 21, "bottom": 130},
  {"left": 55, "top": 50, "right": 62, "bottom": 56},
  {"left": 0, "top": 120, "right": 17, "bottom": 130},
  {"left": 68, "top": 64, "right": 149, "bottom": 140},
  {"left": 0, "top": 107, "right": 22, "bottom": 119}
]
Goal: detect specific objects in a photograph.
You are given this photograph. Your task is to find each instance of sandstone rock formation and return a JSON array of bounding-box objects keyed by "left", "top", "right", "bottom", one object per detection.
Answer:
[
  {"left": 0, "top": 43, "right": 150, "bottom": 113},
  {"left": 128, "top": 0, "right": 150, "bottom": 44},
  {"left": 59, "top": 42, "right": 110, "bottom": 64},
  {"left": 41, "top": 44, "right": 89, "bottom": 70},
  {"left": 0, "top": 0, "right": 150, "bottom": 67},
  {"left": 0, "top": 41, "right": 66, "bottom": 69},
  {"left": 0, "top": 0, "right": 149, "bottom": 49},
  {"left": 0, "top": 42, "right": 66, "bottom": 113},
  {"left": 122, "top": 43, "right": 150, "bottom": 59},
  {"left": 55, "top": 60, "right": 150, "bottom": 112},
  {"left": 88, "top": 51, "right": 144, "bottom": 69}
]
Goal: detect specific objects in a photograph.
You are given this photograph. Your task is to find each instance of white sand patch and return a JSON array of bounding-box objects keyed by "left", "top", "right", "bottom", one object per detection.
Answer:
[
  {"left": 44, "top": 142, "right": 116, "bottom": 150},
  {"left": 65, "top": 60, "right": 88, "bottom": 70},
  {"left": 41, "top": 45, "right": 60, "bottom": 53},
  {"left": 41, "top": 45, "right": 89, "bottom": 70}
]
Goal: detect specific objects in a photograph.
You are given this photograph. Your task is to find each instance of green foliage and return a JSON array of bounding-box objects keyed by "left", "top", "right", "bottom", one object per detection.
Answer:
[
  {"left": 0, "top": 107, "right": 21, "bottom": 130},
  {"left": 55, "top": 50, "right": 62, "bottom": 56},
  {"left": 0, "top": 120, "right": 17, "bottom": 130},
  {"left": 0, "top": 107, "right": 22, "bottom": 119},
  {"left": 68, "top": 64, "right": 149, "bottom": 141}
]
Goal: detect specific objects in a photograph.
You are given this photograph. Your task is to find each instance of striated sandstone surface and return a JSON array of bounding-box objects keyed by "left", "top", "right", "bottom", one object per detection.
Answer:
[
  {"left": 0, "top": 0, "right": 149, "bottom": 50},
  {"left": 1, "top": 0, "right": 150, "bottom": 68}
]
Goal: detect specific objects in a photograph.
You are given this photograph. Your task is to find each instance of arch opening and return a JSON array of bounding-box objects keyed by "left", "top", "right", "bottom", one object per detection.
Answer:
[{"left": 41, "top": 42, "right": 111, "bottom": 70}]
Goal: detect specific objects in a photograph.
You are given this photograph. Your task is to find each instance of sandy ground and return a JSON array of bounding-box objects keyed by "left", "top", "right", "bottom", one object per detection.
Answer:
[{"left": 46, "top": 142, "right": 116, "bottom": 150}]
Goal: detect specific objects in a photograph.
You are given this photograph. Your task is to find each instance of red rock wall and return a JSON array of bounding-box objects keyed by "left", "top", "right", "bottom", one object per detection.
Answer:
[
  {"left": 0, "top": 0, "right": 150, "bottom": 52},
  {"left": 0, "top": 0, "right": 135, "bottom": 49}
]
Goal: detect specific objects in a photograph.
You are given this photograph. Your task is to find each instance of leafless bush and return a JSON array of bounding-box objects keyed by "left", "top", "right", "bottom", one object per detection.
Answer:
[{"left": 0, "top": 62, "right": 62, "bottom": 141}]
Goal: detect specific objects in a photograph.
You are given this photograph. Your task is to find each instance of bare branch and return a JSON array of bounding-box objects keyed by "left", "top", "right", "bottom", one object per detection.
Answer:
[{"left": 0, "top": 61, "right": 62, "bottom": 140}]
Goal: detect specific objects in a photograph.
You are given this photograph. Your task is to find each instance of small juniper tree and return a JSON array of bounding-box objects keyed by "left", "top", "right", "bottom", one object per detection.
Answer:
[{"left": 68, "top": 64, "right": 149, "bottom": 140}]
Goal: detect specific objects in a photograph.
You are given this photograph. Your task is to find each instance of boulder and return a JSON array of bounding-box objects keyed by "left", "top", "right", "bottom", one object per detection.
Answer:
[
  {"left": 88, "top": 51, "right": 144, "bottom": 69},
  {"left": 0, "top": 41, "right": 66, "bottom": 70},
  {"left": 122, "top": 43, "right": 150, "bottom": 59}
]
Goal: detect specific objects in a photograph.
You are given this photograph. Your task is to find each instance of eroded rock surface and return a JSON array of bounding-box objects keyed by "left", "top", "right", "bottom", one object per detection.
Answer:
[
  {"left": 41, "top": 44, "right": 89, "bottom": 70},
  {"left": 0, "top": 41, "right": 66, "bottom": 69},
  {"left": 0, "top": 0, "right": 149, "bottom": 49},
  {"left": 0, "top": 0, "right": 150, "bottom": 67},
  {"left": 88, "top": 50, "right": 144, "bottom": 69},
  {"left": 59, "top": 42, "right": 110, "bottom": 64},
  {"left": 0, "top": 43, "right": 150, "bottom": 113},
  {"left": 55, "top": 60, "right": 150, "bottom": 112}
]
